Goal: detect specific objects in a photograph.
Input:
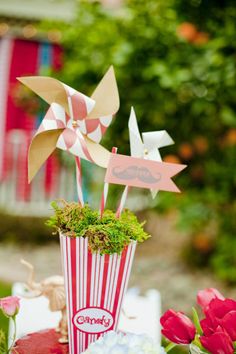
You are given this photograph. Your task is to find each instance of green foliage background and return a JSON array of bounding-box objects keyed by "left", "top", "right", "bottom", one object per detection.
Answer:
[{"left": 41, "top": 0, "right": 236, "bottom": 282}]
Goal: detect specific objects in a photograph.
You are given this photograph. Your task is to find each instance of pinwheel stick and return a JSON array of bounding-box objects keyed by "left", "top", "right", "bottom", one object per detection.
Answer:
[
  {"left": 116, "top": 185, "right": 130, "bottom": 218},
  {"left": 75, "top": 156, "right": 84, "bottom": 206},
  {"left": 67, "top": 96, "right": 85, "bottom": 206},
  {"left": 100, "top": 147, "right": 118, "bottom": 218}
]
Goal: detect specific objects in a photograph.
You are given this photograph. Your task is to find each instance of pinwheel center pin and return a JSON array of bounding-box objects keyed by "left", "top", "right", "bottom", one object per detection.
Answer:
[
  {"left": 72, "top": 120, "right": 78, "bottom": 127},
  {"left": 144, "top": 148, "right": 149, "bottom": 155}
]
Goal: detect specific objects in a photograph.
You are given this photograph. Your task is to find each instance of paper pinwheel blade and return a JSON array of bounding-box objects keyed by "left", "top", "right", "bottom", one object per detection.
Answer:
[
  {"left": 17, "top": 66, "right": 119, "bottom": 121},
  {"left": 128, "top": 107, "right": 175, "bottom": 197},
  {"left": 18, "top": 66, "right": 119, "bottom": 182}
]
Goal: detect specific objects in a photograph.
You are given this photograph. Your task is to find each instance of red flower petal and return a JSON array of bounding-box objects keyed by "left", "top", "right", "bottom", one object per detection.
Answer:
[
  {"left": 205, "top": 298, "right": 236, "bottom": 325},
  {"left": 200, "top": 331, "right": 234, "bottom": 354},
  {"left": 221, "top": 311, "right": 236, "bottom": 341},
  {"left": 160, "top": 309, "right": 196, "bottom": 344}
]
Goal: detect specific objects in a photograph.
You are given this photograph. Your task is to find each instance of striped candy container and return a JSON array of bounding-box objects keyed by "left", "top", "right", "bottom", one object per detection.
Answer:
[{"left": 60, "top": 234, "right": 136, "bottom": 354}]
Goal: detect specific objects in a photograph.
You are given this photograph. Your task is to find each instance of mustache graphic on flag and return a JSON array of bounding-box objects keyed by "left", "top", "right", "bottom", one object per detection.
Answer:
[
  {"left": 105, "top": 153, "right": 187, "bottom": 193},
  {"left": 112, "top": 166, "right": 161, "bottom": 184}
]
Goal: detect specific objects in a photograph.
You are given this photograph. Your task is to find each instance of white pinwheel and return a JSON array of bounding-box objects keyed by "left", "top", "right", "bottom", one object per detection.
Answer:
[{"left": 128, "top": 107, "right": 174, "bottom": 198}]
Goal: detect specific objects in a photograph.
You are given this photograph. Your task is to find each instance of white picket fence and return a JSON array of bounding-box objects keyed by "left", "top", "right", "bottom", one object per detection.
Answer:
[
  {"left": 0, "top": 168, "right": 76, "bottom": 216},
  {"left": 0, "top": 129, "right": 150, "bottom": 216},
  {"left": 0, "top": 129, "right": 76, "bottom": 216}
]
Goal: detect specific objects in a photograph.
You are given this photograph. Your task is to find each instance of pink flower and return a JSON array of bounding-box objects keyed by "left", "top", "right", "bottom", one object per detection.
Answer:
[
  {"left": 200, "top": 298, "right": 236, "bottom": 341},
  {"left": 221, "top": 311, "right": 236, "bottom": 341},
  {"left": 200, "top": 316, "right": 215, "bottom": 336},
  {"left": 200, "top": 330, "right": 234, "bottom": 354},
  {"left": 0, "top": 296, "right": 20, "bottom": 318},
  {"left": 197, "top": 288, "right": 224, "bottom": 311},
  {"left": 160, "top": 309, "right": 196, "bottom": 344},
  {"left": 205, "top": 298, "right": 236, "bottom": 327}
]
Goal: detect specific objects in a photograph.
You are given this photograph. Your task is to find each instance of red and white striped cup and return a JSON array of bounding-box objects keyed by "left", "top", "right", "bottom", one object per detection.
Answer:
[{"left": 60, "top": 234, "right": 136, "bottom": 354}]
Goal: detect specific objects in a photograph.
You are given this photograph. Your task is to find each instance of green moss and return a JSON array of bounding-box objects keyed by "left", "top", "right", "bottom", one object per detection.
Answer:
[{"left": 46, "top": 201, "right": 150, "bottom": 255}]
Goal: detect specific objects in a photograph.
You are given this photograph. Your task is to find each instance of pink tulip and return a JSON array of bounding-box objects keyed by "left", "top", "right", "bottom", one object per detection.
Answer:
[
  {"left": 160, "top": 309, "right": 196, "bottom": 344},
  {"left": 197, "top": 288, "right": 224, "bottom": 311},
  {"left": 200, "top": 298, "right": 236, "bottom": 342},
  {"left": 0, "top": 296, "right": 20, "bottom": 318},
  {"left": 221, "top": 310, "right": 236, "bottom": 341},
  {"left": 200, "top": 317, "right": 214, "bottom": 336},
  {"left": 205, "top": 298, "right": 236, "bottom": 328},
  {"left": 200, "top": 330, "right": 234, "bottom": 354}
]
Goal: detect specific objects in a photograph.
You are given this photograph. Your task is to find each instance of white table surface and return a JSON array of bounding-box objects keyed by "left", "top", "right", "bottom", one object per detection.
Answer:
[{"left": 10, "top": 283, "right": 161, "bottom": 345}]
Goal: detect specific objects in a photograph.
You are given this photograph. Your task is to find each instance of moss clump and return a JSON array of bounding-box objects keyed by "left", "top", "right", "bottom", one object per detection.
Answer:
[{"left": 46, "top": 201, "right": 150, "bottom": 255}]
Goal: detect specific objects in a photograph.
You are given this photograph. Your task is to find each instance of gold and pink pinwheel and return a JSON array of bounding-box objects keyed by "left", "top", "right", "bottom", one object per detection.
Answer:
[{"left": 17, "top": 66, "right": 119, "bottom": 183}]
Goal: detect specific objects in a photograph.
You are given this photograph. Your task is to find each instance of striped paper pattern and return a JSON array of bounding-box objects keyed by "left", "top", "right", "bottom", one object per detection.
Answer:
[
  {"left": 60, "top": 234, "right": 136, "bottom": 354},
  {"left": 37, "top": 103, "right": 95, "bottom": 164}
]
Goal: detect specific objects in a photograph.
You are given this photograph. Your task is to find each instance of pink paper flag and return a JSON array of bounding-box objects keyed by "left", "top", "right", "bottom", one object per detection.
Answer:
[{"left": 105, "top": 153, "right": 186, "bottom": 193}]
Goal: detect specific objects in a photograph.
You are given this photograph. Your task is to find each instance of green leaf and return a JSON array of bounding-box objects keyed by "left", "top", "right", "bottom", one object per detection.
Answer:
[
  {"left": 192, "top": 307, "right": 203, "bottom": 335},
  {"left": 165, "top": 342, "right": 177, "bottom": 352}
]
